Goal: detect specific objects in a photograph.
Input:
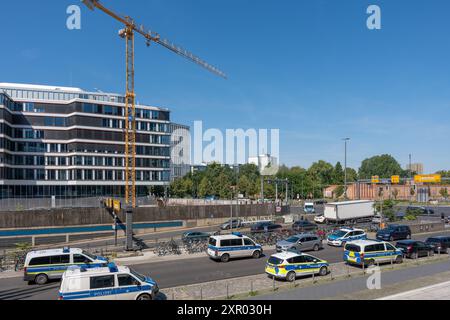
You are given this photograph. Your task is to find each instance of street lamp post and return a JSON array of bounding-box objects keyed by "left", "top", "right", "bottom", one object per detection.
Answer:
[{"left": 343, "top": 138, "right": 350, "bottom": 199}]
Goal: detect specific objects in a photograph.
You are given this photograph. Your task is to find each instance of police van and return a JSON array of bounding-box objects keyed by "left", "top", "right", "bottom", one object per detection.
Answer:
[
  {"left": 207, "top": 232, "right": 263, "bottom": 262},
  {"left": 24, "top": 248, "right": 108, "bottom": 285},
  {"left": 59, "top": 263, "right": 159, "bottom": 300},
  {"left": 265, "top": 251, "right": 329, "bottom": 282},
  {"left": 327, "top": 227, "right": 367, "bottom": 247},
  {"left": 344, "top": 240, "right": 404, "bottom": 267}
]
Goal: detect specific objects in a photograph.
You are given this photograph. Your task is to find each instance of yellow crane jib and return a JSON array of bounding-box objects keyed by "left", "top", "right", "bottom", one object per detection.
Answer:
[{"left": 81, "top": 0, "right": 226, "bottom": 208}]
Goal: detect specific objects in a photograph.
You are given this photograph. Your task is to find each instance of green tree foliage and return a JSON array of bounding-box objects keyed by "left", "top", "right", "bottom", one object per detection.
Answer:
[
  {"left": 374, "top": 199, "right": 396, "bottom": 222},
  {"left": 358, "top": 154, "right": 404, "bottom": 179}
]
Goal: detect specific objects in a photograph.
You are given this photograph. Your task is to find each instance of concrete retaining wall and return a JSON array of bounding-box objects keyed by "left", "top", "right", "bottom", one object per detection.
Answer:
[{"left": 0, "top": 204, "right": 279, "bottom": 230}]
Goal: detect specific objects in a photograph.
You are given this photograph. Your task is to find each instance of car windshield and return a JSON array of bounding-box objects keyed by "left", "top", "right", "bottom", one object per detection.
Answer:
[
  {"left": 332, "top": 231, "right": 347, "bottom": 237},
  {"left": 285, "top": 237, "right": 299, "bottom": 243},
  {"left": 82, "top": 250, "right": 97, "bottom": 260},
  {"left": 209, "top": 238, "right": 217, "bottom": 246},
  {"left": 268, "top": 257, "right": 284, "bottom": 265},
  {"left": 129, "top": 268, "right": 146, "bottom": 282}
]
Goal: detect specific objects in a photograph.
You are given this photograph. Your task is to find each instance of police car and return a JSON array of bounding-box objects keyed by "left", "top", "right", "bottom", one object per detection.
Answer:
[
  {"left": 58, "top": 263, "right": 158, "bottom": 300},
  {"left": 327, "top": 227, "right": 367, "bottom": 247},
  {"left": 344, "top": 240, "right": 404, "bottom": 267},
  {"left": 23, "top": 248, "right": 108, "bottom": 285},
  {"left": 265, "top": 251, "right": 329, "bottom": 282},
  {"left": 207, "top": 232, "right": 263, "bottom": 262}
]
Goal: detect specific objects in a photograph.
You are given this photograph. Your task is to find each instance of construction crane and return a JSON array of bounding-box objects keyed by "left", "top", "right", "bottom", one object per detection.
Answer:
[{"left": 81, "top": 0, "right": 226, "bottom": 208}]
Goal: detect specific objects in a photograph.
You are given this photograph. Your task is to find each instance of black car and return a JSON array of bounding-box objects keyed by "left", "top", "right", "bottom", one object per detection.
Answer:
[
  {"left": 425, "top": 236, "right": 450, "bottom": 254},
  {"left": 396, "top": 240, "right": 434, "bottom": 259},
  {"left": 292, "top": 220, "right": 318, "bottom": 232},
  {"left": 250, "top": 222, "right": 282, "bottom": 233},
  {"left": 376, "top": 224, "right": 411, "bottom": 241}
]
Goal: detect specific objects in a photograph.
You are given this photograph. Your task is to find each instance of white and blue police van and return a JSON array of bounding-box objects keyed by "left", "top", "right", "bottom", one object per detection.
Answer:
[
  {"left": 58, "top": 263, "right": 159, "bottom": 300},
  {"left": 207, "top": 232, "right": 263, "bottom": 262},
  {"left": 24, "top": 248, "right": 108, "bottom": 285},
  {"left": 327, "top": 227, "right": 367, "bottom": 247},
  {"left": 344, "top": 240, "right": 404, "bottom": 267}
]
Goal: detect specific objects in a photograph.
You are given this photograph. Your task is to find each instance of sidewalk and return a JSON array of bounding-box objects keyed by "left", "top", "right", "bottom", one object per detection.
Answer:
[{"left": 378, "top": 280, "right": 450, "bottom": 300}]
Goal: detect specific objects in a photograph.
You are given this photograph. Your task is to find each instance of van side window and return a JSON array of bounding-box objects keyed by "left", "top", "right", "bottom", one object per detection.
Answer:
[
  {"left": 374, "top": 244, "right": 385, "bottom": 251},
  {"left": 220, "top": 239, "right": 232, "bottom": 247},
  {"left": 244, "top": 239, "right": 254, "bottom": 246},
  {"left": 118, "top": 274, "right": 138, "bottom": 287},
  {"left": 230, "top": 239, "right": 243, "bottom": 246},
  {"left": 365, "top": 245, "right": 376, "bottom": 252},
  {"left": 386, "top": 243, "right": 396, "bottom": 251},
  {"left": 74, "top": 254, "right": 91, "bottom": 263},
  {"left": 50, "top": 255, "right": 70, "bottom": 264},
  {"left": 90, "top": 275, "right": 115, "bottom": 289},
  {"left": 29, "top": 257, "right": 51, "bottom": 266}
]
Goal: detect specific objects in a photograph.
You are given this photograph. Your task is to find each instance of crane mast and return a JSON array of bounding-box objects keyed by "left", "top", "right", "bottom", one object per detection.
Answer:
[{"left": 82, "top": 0, "right": 226, "bottom": 208}]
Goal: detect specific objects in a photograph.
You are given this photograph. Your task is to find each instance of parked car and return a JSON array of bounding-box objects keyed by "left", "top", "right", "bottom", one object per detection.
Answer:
[
  {"left": 276, "top": 234, "right": 323, "bottom": 253},
  {"left": 376, "top": 224, "right": 412, "bottom": 242},
  {"left": 372, "top": 215, "right": 382, "bottom": 224},
  {"left": 220, "top": 219, "right": 243, "bottom": 230},
  {"left": 406, "top": 206, "right": 434, "bottom": 216},
  {"left": 314, "top": 215, "right": 326, "bottom": 224},
  {"left": 181, "top": 231, "right": 211, "bottom": 243},
  {"left": 251, "top": 222, "right": 282, "bottom": 233},
  {"left": 425, "top": 236, "right": 450, "bottom": 254},
  {"left": 292, "top": 220, "right": 318, "bottom": 232},
  {"left": 303, "top": 202, "right": 316, "bottom": 214},
  {"left": 396, "top": 240, "right": 434, "bottom": 259}
]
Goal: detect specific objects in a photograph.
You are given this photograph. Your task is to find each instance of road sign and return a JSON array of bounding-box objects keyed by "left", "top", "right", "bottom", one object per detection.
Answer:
[
  {"left": 414, "top": 174, "right": 441, "bottom": 183},
  {"left": 371, "top": 176, "right": 380, "bottom": 184},
  {"left": 391, "top": 175, "right": 400, "bottom": 184}
]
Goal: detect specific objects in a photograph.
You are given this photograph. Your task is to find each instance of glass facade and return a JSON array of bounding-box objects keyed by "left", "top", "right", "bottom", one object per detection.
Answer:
[{"left": 0, "top": 84, "right": 173, "bottom": 202}]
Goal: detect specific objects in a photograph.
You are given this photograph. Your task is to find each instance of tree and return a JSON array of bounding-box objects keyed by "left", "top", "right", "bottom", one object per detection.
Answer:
[
  {"left": 332, "top": 162, "right": 344, "bottom": 185},
  {"left": 198, "top": 177, "right": 211, "bottom": 198},
  {"left": 374, "top": 199, "right": 396, "bottom": 222},
  {"left": 440, "top": 188, "right": 449, "bottom": 201},
  {"left": 358, "top": 154, "right": 403, "bottom": 179}
]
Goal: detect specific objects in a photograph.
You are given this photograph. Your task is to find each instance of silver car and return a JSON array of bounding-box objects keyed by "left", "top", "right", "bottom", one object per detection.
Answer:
[{"left": 276, "top": 234, "right": 323, "bottom": 253}]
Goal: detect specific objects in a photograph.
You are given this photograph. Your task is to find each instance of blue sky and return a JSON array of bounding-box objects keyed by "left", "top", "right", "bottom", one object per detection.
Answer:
[{"left": 1, "top": 0, "right": 450, "bottom": 172}]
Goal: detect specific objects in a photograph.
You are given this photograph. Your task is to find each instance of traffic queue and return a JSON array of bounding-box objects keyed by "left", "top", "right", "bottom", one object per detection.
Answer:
[{"left": 20, "top": 215, "right": 450, "bottom": 300}]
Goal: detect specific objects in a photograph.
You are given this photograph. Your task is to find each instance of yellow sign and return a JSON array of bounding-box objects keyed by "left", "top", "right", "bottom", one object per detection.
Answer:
[
  {"left": 391, "top": 175, "right": 400, "bottom": 184},
  {"left": 371, "top": 176, "right": 380, "bottom": 184},
  {"left": 414, "top": 174, "right": 441, "bottom": 183},
  {"left": 113, "top": 200, "right": 122, "bottom": 212}
]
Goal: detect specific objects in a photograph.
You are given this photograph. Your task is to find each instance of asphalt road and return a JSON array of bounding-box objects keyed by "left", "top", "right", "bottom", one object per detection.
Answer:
[
  {"left": 254, "top": 258, "right": 450, "bottom": 300},
  {"left": 1, "top": 229, "right": 449, "bottom": 300}
]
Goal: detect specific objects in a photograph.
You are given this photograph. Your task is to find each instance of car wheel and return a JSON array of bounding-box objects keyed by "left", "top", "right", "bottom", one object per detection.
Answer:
[
  {"left": 221, "top": 254, "right": 230, "bottom": 263},
  {"left": 35, "top": 274, "right": 48, "bottom": 285},
  {"left": 286, "top": 271, "right": 296, "bottom": 282},
  {"left": 395, "top": 255, "right": 403, "bottom": 264},
  {"left": 252, "top": 250, "right": 261, "bottom": 259},
  {"left": 313, "top": 244, "right": 320, "bottom": 251},
  {"left": 136, "top": 293, "right": 152, "bottom": 301},
  {"left": 319, "top": 266, "right": 328, "bottom": 276}
]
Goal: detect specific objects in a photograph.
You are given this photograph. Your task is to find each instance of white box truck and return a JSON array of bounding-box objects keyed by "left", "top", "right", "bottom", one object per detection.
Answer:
[{"left": 324, "top": 200, "right": 375, "bottom": 224}]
